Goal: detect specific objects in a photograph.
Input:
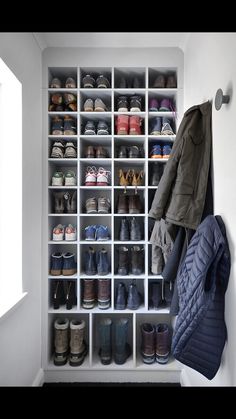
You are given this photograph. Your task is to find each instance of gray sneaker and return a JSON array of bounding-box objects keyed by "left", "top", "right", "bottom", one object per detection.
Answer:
[
  {"left": 94, "top": 98, "right": 107, "bottom": 112},
  {"left": 84, "top": 99, "right": 94, "bottom": 111},
  {"left": 98, "top": 197, "right": 111, "bottom": 213},
  {"left": 85, "top": 197, "right": 97, "bottom": 213}
]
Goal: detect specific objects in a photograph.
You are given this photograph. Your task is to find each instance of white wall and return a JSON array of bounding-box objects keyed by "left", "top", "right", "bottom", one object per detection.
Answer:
[
  {"left": 183, "top": 33, "right": 236, "bottom": 386},
  {"left": 0, "top": 33, "right": 42, "bottom": 385}
]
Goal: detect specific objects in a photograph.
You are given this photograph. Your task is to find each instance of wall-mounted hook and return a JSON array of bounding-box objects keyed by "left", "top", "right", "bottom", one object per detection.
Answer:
[{"left": 215, "top": 88, "right": 230, "bottom": 110}]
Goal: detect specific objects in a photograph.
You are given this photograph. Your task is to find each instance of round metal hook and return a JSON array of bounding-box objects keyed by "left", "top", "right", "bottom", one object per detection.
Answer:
[{"left": 215, "top": 88, "right": 230, "bottom": 110}]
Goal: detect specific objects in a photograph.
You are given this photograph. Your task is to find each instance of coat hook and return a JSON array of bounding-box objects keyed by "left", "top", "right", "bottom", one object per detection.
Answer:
[{"left": 215, "top": 88, "right": 230, "bottom": 110}]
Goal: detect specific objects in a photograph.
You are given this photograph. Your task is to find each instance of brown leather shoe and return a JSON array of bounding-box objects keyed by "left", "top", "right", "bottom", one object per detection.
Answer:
[
  {"left": 117, "top": 193, "right": 129, "bottom": 214},
  {"left": 85, "top": 146, "right": 95, "bottom": 158},
  {"left": 129, "top": 194, "right": 143, "bottom": 214},
  {"left": 96, "top": 146, "right": 107, "bottom": 158}
]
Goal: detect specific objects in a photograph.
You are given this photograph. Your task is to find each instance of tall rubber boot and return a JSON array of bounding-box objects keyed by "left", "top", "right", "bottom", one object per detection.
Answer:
[
  {"left": 114, "top": 318, "right": 131, "bottom": 364},
  {"left": 98, "top": 318, "right": 112, "bottom": 365}
]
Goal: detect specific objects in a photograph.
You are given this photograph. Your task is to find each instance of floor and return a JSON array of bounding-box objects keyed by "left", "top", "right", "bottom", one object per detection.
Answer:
[{"left": 43, "top": 382, "right": 180, "bottom": 387}]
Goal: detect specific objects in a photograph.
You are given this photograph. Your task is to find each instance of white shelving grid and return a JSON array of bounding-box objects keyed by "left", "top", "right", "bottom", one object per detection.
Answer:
[{"left": 44, "top": 66, "right": 182, "bottom": 381}]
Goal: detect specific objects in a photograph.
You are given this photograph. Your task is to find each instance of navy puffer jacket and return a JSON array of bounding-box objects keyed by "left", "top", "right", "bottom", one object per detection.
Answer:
[{"left": 172, "top": 215, "right": 230, "bottom": 380}]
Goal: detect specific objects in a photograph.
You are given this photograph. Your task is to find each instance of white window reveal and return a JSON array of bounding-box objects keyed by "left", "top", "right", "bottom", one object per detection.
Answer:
[{"left": 0, "top": 57, "right": 26, "bottom": 320}]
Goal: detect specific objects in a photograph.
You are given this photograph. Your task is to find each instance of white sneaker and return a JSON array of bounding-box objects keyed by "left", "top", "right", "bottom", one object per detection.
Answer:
[
  {"left": 97, "top": 167, "right": 110, "bottom": 186},
  {"left": 52, "top": 224, "right": 65, "bottom": 241},
  {"left": 64, "top": 142, "right": 77, "bottom": 158},
  {"left": 65, "top": 170, "right": 77, "bottom": 186},
  {"left": 65, "top": 224, "right": 77, "bottom": 241},
  {"left": 52, "top": 171, "right": 64, "bottom": 186},
  {"left": 85, "top": 166, "right": 97, "bottom": 186},
  {"left": 51, "top": 141, "right": 64, "bottom": 158}
]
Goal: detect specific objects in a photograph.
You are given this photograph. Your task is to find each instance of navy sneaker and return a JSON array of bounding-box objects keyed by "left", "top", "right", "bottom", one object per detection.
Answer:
[
  {"left": 85, "top": 225, "right": 96, "bottom": 241},
  {"left": 163, "top": 144, "right": 172, "bottom": 158},
  {"left": 150, "top": 145, "right": 162, "bottom": 158},
  {"left": 84, "top": 120, "right": 96, "bottom": 135},
  {"left": 150, "top": 117, "right": 162, "bottom": 135},
  {"left": 96, "top": 225, "right": 110, "bottom": 241},
  {"left": 161, "top": 118, "right": 174, "bottom": 135},
  {"left": 97, "top": 120, "right": 109, "bottom": 135},
  {"left": 96, "top": 75, "right": 110, "bottom": 88},
  {"left": 82, "top": 74, "right": 95, "bottom": 88}
]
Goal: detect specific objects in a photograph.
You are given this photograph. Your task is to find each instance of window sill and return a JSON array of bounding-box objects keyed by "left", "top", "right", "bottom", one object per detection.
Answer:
[{"left": 0, "top": 292, "right": 28, "bottom": 323}]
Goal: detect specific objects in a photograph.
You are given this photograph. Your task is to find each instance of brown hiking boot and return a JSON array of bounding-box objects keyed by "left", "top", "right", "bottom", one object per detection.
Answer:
[
  {"left": 117, "top": 193, "right": 129, "bottom": 214},
  {"left": 54, "top": 318, "right": 69, "bottom": 365},
  {"left": 82, "top": 278, "right": 96, "bottom": 308},
  {"left": 155, "top": 324, "right": 171, "bottom": 364},
  {"left": 98, "top": 278, "right": 111, "bottom": 309},
  {"left": 69, "top": 319, "right": 87, "bottom": 366},
  {"left": 141, "top": 323, "right": 155, "bottom": 364}
]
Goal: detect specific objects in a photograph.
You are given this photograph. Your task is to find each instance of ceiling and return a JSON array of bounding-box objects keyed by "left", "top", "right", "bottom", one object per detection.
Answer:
[{"left": 33, "top": 32, "right": 190, "bottom": 51}]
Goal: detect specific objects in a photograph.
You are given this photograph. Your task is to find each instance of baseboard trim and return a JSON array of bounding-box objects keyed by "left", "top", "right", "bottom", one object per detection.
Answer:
[
  {"left": 180, "top": 369, "right": 191, "bottom": 387},
  {"left": 32, "top": 368, "right": 44, "bottom": 386}
]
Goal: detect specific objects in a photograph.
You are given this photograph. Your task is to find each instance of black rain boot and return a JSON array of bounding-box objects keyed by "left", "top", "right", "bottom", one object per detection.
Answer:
[
  {"left": 114, "top": 318, "right": 131, "bottom": 364},
  {"left": 98, "top": 318, "right": 112, "bottom": 365},
  {"left": 65, "top": 281, "right": 77, "bottom": 310}
]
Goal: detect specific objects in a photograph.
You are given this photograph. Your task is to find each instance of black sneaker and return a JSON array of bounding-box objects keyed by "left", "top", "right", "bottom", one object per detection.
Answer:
[
  {"left": 97, "top": 120, "right": 109, "bottom": 135},
  {"left": 82, "top": 74, "right": 95, "bottom": 88},
  {"left": 130, "top": 95, "right": 142, "bottom": 112},
  {"left": 96, "top": 75, "right": 110, "bottom": 88},
  {"left": 117, "top": 96, "right": 128, "bottom": 112},
  {"left": 84, "top": 120, "right": 96, "bottom": 135}
]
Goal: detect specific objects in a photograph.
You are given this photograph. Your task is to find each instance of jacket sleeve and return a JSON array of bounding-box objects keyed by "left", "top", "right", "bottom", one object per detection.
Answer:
[{"left": 149, "top": 136, "right": 183, "bottom": 220}]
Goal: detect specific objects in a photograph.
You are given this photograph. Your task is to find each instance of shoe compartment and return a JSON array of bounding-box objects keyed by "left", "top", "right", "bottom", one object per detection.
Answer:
[
  {"left": 135, "top": 314, "right": 173, "bottom": 367},
  {"left": 148, "top": 115, "right": 176, "bottom": 136},
  {"left": 114, "top": 67, "right": 146, "bottom": 89},
  {"left": 148, "top": 160, "right": 166, "bottom": 186},
  {"left": 91, "top": 313, "right": 133, "bottom": 367},
  {"left": 148, "top": 67, "right": 177, "bottom": 89},
  {"left": 49, "top": 279, "right": 77, "bottom": 310},
  {"left": 114, "top": 91, "right": 145, "bottom": 112},
  {"left": 48, "top": 189, "right": 77, "bottom": 214},
  {"left": 48, "top": 215, "right": 77, "bottom": 242},
  {"left": 113, "top": 244, "right": 146, "bottom": 276},
  {"left": 80, "top": 189, "right": 112, "bottom": 214},
  {"left": 80, "top": 91, "right": 111, "bottom": 112},
  {"left": 48, "top": 243, "right": 77, "bottom": 276},
  {"left": 80, "top": 114, "right": 112, "bottom": 136},
  {"left": 49, "top": 114, "right": 78, "bottom": 136},
  {"left": 48, "top": 138, "right": 78, "bottom": 159},
  {"left": 80, "top": 137, "right": 111, "bottom": 159},
  {"left": 80, "top": 67, "right": 112, "bottom": 89},
  {"left": 114, "top": 278, "right": 145, "bottom": 312},
  {"left": 114, "top": 136, "right": 145, "bottom": 159},
  {"left": 48, "top": 161, "right": 77, "bottom": 186},
  {"left": 114, "top": 216, "right": 145, "bottom": 241},
  {"left": 114, "top": 189, "right": 145, "bottom": 215},
  {"left": 80, "top": 243, "right": 112, "bottom": 276},
  {"left": 114, "top": 115, "right": 145, "bottom": 135},
  {"left": 114, "top": 161, "right": 145, "bottom": 187},
  {"left": 48, "top": 67, "right": 78, "bottom": 89},
  {"left": 48, "top": 91, "right": 78, "bottom": 112},
  {"left": 79, "top": 277, "right": 111, "bottom": 311},
  {"left": 80, "top": 161, "right": 112, "bottom": 187},
  {"left": 80, "top": 216, "right": 112, "bottom": 242},
  {"left": 48, "top": 313, "right": 89, "bottom": 367}
]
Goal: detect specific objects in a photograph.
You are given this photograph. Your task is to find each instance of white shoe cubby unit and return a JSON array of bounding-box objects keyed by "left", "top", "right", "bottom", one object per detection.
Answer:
[{"left": 43, "top": 65, "right": 183, "bottom": 383}]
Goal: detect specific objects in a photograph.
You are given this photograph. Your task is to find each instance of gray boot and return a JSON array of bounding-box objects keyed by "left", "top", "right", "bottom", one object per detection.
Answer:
[
  {"left": 150, "top": 162, "right": 161, "bottom": 186},
  {"left": 119, "top": 218, "right": 130, "bottom": 241},
  {"left": 69, "top": 319, "right": 87, "bottom": 366},
  {"left": 98, "top": 318, "right": 112, "bottom": 365},
  {"left": 53, "top": 192, "right": 65, "bottom": 213},
  {"left": 130, "top": 217, "right": 142, "bottom": 240},
  {"left": 131, "top": 246, "right": 144, "bottom": 275},
  {"left": 117, "top": 246, "right": 129, "bottom": 275},
  {"left": 64, "top": 191, "right": 77, "bottom": 213},
  {"left": 114, "top": 318, "right": 131, "bottom": 364},
  {"left": 54, "top": 318, "right": 69, "bottom": 366}
]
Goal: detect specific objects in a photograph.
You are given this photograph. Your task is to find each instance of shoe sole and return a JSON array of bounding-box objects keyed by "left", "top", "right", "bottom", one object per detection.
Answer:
[
  {"left": 83, "top": 83, "right": 94, "bottom": 88},
  {"left": 130, "top": 107, "right": 141, "bottom": 112},
  {"left": 150, "top": 131, "right": 161, "bottom": 135},
  {"left": 52, "top": 130, "right": 63, "bottom": 135},
  {"left": 53, "top": 235, "right": 64, "bottom": 241},
  {"left": 98, "top": 210, "right": 109, "bottom": 214},
  {"left": 50, "top": 269, "right": 62, "bottom": 275},
  {"left": 85, "top": 182, "right": 97, "bottom": 186},
  {"left": 117, "top": 129, "right": 128, "bottom": 135},
  {"left": 97, "top": 84, "right": 109, "bottom": 88},
  {"left": 84, "top": 107, "right": 93, "bottom": 112},
  {"left": 84, "top": 130, "right": 96, "bottom": 135},
  {"left": 86, "top": 210, "right": 97, "bottom": 214},
  {"left": 64, "top": 130, "right": 76, "bottom": 135},
  {"left": 94, "top": 107, "right": 106, "bottom": 112},
  {"left": 161, "top": 131, "right": 174, "bottom": 135},
  {"left": 150, "top": 155, "right": 162, "bottom": 159},
  {"left": 97, "top": 130, "right": 109, "bottom": 135},
  {"left": 65, "top": 235, "right": 77, "bottom": 241},
  {"left": 118, "top": 107, "right": 128, "bottom": 112},
  {"left": 97, "top": 182, "right": 108, "bottom": 186},
  {"left": 129, "top": 129, "right": 141, "bottom": 135},
  {"left": 62, "top": 269, "right": 77, "bottom": 275}
]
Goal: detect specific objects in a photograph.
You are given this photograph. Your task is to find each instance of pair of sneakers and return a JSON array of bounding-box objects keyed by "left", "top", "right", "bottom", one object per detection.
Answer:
[
  {"left": 85, "top": 197, "right": 111, "bottom": 214},
  {"left": 51, "top": 116, "right": 76, "bottom": 135},
  {"left": 84, "top": 225, "right": 109, "bottom": 241},
  {"left": 150, "top": 144, "right": 172, "bottom": 159},
  {"left": 150, "top": 117, "right": 174, "bottom": 136},
  {"left": 52, "top": 224, "right": 77, "bottom": 241},
  {"left": 50, "top": 77, "right": 76, "bottom": 88},
  {"left": 51, "top": 141, "right": 77, "bottom": 158},
  {"left": 82, "top": 74, "right": 110, "bottom": 88},
  {"left": 52, "top": 170, "right": 76, "bottom": 186},
  {"left": 85, "top": 166, "right": 110, "bottom": 186},
  {"left": 84, "top": 120, "right": 109, "bottom": 135},
  {"left": 84, "top": 98, "right": 107, "bottom": 112}
]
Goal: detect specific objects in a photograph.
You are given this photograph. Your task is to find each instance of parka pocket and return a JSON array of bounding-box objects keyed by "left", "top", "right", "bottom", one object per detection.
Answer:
[{"left": 167, "top": 181, "right": 194, "bottom": 221}]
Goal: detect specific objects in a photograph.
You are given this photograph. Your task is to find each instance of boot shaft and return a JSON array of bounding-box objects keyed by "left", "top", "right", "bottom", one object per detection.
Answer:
[
  {"left": 131, "top": 246, "right": 144, "bottom": 275},
  {"left": 127, "top": 282, "right": 141, "bottom": 310},
  {"left": 130, "top": 217, "right": 142, "bottom": 241},
  {"left": 117, "top": 246, "right": 129, "bottom": 275},
  {"left": 54, "top": 318, "right": 69, "bottom": 354},
  {"left": 82, "top": 278, "right": 96, "bottom": 308},
  {"left": 119, "top": 218, "right": 130, "bottom": 241},
  {"left": 97, "top": 248, "right": 109, "bottom": 275},
  {"left": 98, "top": 318, "right": 112, "bottom": 364},
  {"left": 98, "top": 278, "right": 111, "bottom": 309},
  {"left": 115, "top": 282, "right": 126, "bottom": 309},
  {"left": 70, "top": 319, "right": 85, "bottom": 354},
  {"left": 128, "top": 194, "right": 143, "bottom": 214},
  {"left": 85, "top": 247, "right": 97, "bottom": 275},
  {"left": 141, "top": 323, "right": 155, "bottom": 363},
  {"left": 117, "top": 194, "right": 129, "bottom": 214}
]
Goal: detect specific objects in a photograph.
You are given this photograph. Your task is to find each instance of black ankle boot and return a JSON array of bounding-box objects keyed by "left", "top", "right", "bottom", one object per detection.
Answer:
[
  {"left": 52, "top": 280, "right": 65, "bottom": 309},
  {"left": 65, "top": 281, "right": 77, "bottom": 310}
]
